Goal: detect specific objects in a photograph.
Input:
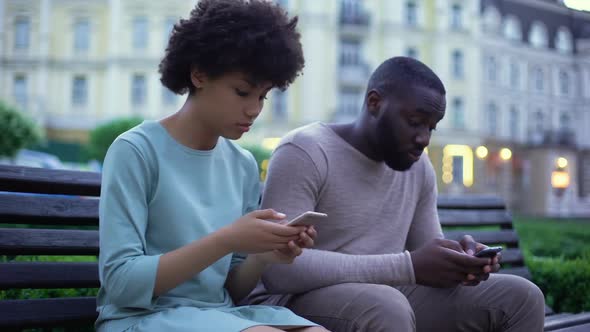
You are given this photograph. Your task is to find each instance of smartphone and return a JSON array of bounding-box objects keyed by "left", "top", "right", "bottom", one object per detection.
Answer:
[
  {"left": 474, "top": 246, "right": 503, "bottom": 258},
  {"left": 285, "top": 211, "right": 328, "bottom": 227}
]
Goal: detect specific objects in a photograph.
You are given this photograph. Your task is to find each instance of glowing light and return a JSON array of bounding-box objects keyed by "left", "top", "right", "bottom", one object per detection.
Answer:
[
  {"left": 499, "top": 148, "right": 512, "bottom": 161},
  {"left": 442, "top": 172, "right": 453, "bottom": 184},
  {"left": 442, "top": 145, "right": 474, "bottom": 187},
  {"left": 261, "top": 137, "right": 281, "bottom": 150},
  {"left": 564, "top": 0, "right": 590, "bottom": 12},
  {"left": 551, "top": 171, "right": 570, "bottom": 189},
  {"left": 557, "top": 157, "right": 568, "bottom": 169},
  {"left": 475, "top": 146, "right": 488, "bottom": 159}
]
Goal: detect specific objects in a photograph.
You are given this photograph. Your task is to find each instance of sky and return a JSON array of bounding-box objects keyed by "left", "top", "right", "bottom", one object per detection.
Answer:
[{"left": 563, "top": 0, "right": 590, "bottom": 11}]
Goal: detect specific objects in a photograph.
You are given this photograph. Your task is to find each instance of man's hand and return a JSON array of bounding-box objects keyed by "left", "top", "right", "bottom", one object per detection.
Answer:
[
  {"left": 251, "top": 226, "right": 317, "bottom": 265},
  {"left": 410, "top": 238, "right": 492, "bottom": 288},
  {"left": 460, "top": 235, "right": 502, "bottom": 286}
]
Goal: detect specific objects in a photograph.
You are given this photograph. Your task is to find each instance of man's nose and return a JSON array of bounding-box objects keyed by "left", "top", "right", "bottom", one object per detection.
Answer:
[{"left": 415, "top": 129, "right": 431, "bottom": 147}]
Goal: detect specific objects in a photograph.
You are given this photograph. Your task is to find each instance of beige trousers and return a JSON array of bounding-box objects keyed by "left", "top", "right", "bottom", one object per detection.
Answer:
[{"left": 274, "top": 274, "right": 545, "bottom": 332}]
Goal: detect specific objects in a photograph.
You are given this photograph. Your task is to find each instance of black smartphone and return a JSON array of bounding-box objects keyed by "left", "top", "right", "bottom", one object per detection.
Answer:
[{"left": 474, "top": 246, "right": 503, "bottom": 258}]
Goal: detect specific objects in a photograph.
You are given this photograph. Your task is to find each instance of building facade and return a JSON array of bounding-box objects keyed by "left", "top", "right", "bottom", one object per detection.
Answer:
[
  {"left": 0, "top": 0, "right": 192, "bottom": 142},
  {"left": 1, "top": 0, "right": 589, "bottom": 216}
]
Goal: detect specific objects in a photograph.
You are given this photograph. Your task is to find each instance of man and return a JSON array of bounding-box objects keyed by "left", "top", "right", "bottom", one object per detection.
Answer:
[{"left": 245, "top": 57, "right": 545, "bottom": 331}]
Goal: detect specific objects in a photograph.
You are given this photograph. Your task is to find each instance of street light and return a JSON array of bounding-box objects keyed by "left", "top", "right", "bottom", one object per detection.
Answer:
[{"left": 551, "top": 157, "right": 570, "bottom": 197}]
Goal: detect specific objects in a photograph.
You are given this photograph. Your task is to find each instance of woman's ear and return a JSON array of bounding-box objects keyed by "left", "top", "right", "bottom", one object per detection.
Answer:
[
  {"left": 366, "top": 90, "right": 382, "bottom": 117},
  {"left": 190, "top": 68, "right": 206, "bottom": 90}
]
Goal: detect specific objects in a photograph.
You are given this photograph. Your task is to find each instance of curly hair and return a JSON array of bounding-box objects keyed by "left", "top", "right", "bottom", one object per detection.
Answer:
[{"left": 159, "top": 0, "right": 304, "bottom": 95}]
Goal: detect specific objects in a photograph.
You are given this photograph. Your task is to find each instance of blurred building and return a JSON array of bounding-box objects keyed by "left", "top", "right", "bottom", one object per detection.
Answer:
[
  {"left": 0, "top": 0, "right": 193, "bottom": 143},
  {"left": 1, "top": 0, "right": 590, "bottom": 217},
  {"left": 258, "top": 0, "right": 590, "bottom": 217}
]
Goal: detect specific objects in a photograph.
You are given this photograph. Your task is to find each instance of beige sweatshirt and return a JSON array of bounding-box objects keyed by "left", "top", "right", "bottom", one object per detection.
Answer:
[{"left": 245, "top": 122, "right": 443, "bottom": 306}]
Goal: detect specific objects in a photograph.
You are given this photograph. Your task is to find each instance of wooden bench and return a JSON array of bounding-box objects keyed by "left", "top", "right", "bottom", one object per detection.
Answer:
[
  {"left": 439, "top": 196, "right": 590, "bottom": 331},
  {"left": 1, "top": 164, "right": 589, "bottom": 331}
]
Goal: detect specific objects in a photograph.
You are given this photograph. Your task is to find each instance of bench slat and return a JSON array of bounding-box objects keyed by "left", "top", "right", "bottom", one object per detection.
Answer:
[
  {"left": 496, "top": 248, "right": 523, "bottom": 265},
  {"left": 0, "top": 262, "right": 99, "bottom": 289},
  {"left": 439, "top": 209, "right": 512, "bottom": 227},
  {"left": 0, "top": 228, "right": 98, "bottom": 255},
  {"left": 0, "top": 193, "right": 99, "bottom": 226},
  {"left": 498, "top": 266, "right": 531, "bottom": 279},
  {"left": 0, "top": 165, "right": 101, "bottom": 197},
  {"left": 544, "top": 312, "right": 590, "bottom": 331},
  {"left": 437, "top": 195, "right": 506, "bottom": 209},
  {"left": 444, "top": 230, "right": 520, "bottom": 246},
  {"left": 0, "top": 297, "right": 97, "bottom": 328}
]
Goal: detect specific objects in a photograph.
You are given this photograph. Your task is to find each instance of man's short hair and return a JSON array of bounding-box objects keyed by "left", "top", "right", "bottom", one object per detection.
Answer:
[
  {"left": 159, "top": 0, "right": 304, "bottom": 95},
  {"left": 367, "top": 57, "right": 446, "bottom": 97}
]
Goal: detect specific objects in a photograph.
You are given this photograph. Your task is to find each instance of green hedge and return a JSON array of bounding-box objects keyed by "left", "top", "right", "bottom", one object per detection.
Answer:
[{"left": 527, "top": 254, "right": 590, "bottom": 313}]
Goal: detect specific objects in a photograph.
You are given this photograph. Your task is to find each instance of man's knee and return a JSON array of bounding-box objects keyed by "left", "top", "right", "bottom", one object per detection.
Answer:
[
  {"left": 500, "top": 275, "right": 545, "bottom": 308},
  {"left": 349, "top": 284, "right": 415, "bottom": 331}
]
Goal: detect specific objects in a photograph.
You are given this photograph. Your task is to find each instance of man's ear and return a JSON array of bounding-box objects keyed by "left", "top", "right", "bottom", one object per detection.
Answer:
[
  {"left": 366, "top": 90, "right": 382, "bottom": 117},
  {"left": 190, "top": 67, "right": 207, "bottom": 90}
]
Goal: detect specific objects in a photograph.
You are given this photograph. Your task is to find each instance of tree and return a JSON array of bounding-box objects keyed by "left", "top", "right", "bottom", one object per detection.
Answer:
[
  {"left": 87, "top": 116, "right": 143, "bottom": 163},
  {"left": 0, "top": 101, "right": 42, "bottom": 158}
]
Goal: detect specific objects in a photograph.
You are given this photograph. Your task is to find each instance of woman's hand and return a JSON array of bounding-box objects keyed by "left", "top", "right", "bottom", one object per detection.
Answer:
[
  {"left": 251, "top": 226, "right": 317, "bottom": 265},
  {"left": 220, "top": 209, "right": 305, "bottom": 254}
]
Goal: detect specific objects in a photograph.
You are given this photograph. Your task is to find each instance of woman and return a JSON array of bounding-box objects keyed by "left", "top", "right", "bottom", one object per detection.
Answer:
[{"left": 96, "top": 1, "right": 326, "bottom": 331}]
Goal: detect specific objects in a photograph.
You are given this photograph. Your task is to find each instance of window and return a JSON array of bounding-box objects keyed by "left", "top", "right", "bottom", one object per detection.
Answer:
[
  {"left": 72, "top": 76, "right": 88, "bottom": 106},
  {"left": 534, "top": 67, "right": 544, "bottom": 92},
  {"left": 452, "top": 156, "right": 464, "bottom": 185},
  {"left": 534, "top": 109, "right": 544, "bottom": 132},
  {"left": 162, "top": 87, "right": 176, "bottom": 106},
  {"left": 509, "top": 107, "right": 519, "bottom": 139},
  {"left": 503, "top": 16, "right": 522, "bottom": 41},
  {"left": 559, "top": 70, "right": 569, "bottom": 95},
  {"left": 529, "top": 21, "right": 548, "bottom": 49},
  {"left": 406, "top": 47, "right": 418, "bottom": 59},
  {"left": 556, "top": 27, "right": 573, "bottom": 54},
  {"left": 451, "top": 97, "right": 464, "bottom": 129},
  {"left": 132, "top": 74, "right": 147, "bottom": 106},
  {"left": 13, "top": 75, "right": 27, "bottom": 110},
  {"left": 340, "top": 40, "right": 361, "bottom": 65},
  {"left": 272, "top": 90, "right": 288, "bottom": 121},
  {"left": 339, "top": 89, "right": 361, "bottom": 116},
  {"left": 163, "top": 17, "right": 176, "bottom": 47},
  {"left": 487, "top": 56, "right": 497, "bottom": 82},
  {"left": 560, "top": 112, "right": 570, "bottom": 130},
  {"left": 452, "top": 50, "right": 463, "bottom": 79},
  {"left": 14, "top": 17, "right": 30, "bottom": 50},
  {"left": 487, "top": 102, "right": 497, "bottom": 135},
  {"left": 342, "top": 0, "right": 361, "bottom": 18},
  {"left": 406, "top": 1, "right": 417, "bottom": 27},
  {"left": 450, "top": 4, "right": 462, "bottom": 30},
  {"left": 133, "top": 17, "right": 148, "bottom": 50},
  {"left": 74, "top": 18, "right": 90, "bottom": 52},
  {"left": 510, "top": 61, "right": 520, "bottom": 89}
]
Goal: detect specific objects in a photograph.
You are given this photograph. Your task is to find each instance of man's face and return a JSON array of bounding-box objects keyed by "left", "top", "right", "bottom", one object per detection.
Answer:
[{"left": 371, "top": 85, "right": 446, "bottom": 171}]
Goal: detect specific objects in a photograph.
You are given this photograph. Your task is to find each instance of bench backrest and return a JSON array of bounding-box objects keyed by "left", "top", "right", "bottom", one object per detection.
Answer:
[
  {"left": 437, "top": 196, "right": 530, "bottom": 279},
  {"left": 0, "top": 165, "right": 101, "bottom": 329},
  {"left": 0, "top": 165, "right": 531, "bottom": 329}
]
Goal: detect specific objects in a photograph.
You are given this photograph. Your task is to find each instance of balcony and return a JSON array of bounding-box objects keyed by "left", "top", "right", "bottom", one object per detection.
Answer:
[
  {"left": 339, "top": 5, "right": 370, "bottom": 39},
  {"left": 528, "top": 129, "right": 577, "bottom": 147},
  {"left": 338, "top": 62, "right": 370, "bottom": 89}
]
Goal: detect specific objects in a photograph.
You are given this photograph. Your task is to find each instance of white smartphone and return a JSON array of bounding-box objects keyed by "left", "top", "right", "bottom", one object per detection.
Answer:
[{"left": 285, "top": 211, "right": 328, "bottom": 227}]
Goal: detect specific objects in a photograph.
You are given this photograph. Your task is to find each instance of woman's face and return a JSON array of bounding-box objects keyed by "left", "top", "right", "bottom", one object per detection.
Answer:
[{"left": 193, "top": 71, "right": 273, "bottom": 140}]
